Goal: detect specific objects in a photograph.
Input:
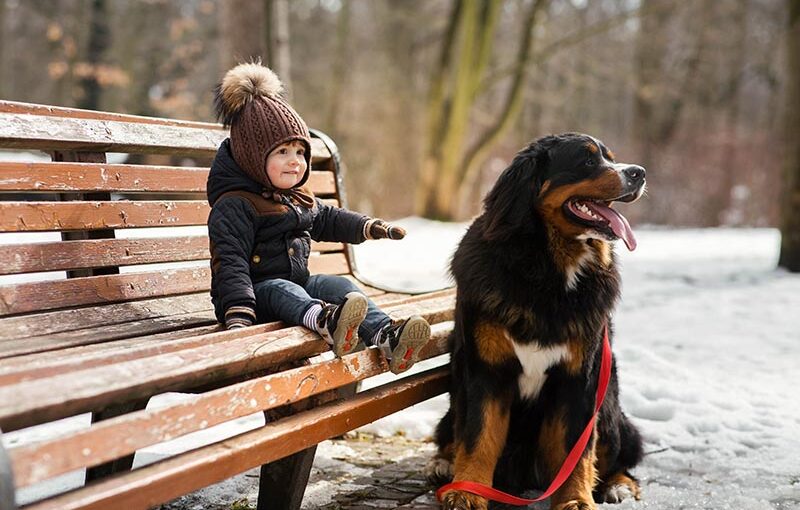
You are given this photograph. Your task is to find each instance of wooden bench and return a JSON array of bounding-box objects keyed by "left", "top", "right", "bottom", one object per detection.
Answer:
[{"left": 0, "top": 100, "right": 455, "bottom": 510}]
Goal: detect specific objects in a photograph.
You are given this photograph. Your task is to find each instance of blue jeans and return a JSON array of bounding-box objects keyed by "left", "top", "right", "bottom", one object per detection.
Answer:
[{"left": 253, "top": 275, "right": 391, "bottom": 346}]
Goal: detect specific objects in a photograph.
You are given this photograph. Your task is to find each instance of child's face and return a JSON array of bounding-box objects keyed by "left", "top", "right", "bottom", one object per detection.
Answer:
[{"left": 266, "top": 140, "right": 307, "bottom": 189}]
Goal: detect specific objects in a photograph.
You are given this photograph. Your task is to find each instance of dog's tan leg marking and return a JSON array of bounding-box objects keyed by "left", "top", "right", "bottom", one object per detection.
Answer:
[
  {"left": 441, "top": 398, "right": 510, "bottom": 510},
  {"left": 538, "top": 415, "right": 598, "bottom": 510},
  {"left": 474, "top": 322, "right": 516, "bottom": 366}
]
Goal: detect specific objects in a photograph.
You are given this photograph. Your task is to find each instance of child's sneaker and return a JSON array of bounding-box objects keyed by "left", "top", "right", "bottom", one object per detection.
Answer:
[
  {"left": 316, "top": 292, "right": 368, "bottom": 357},
  {"left": 376, "top": 315, "right": 431, "bottom": 374}
]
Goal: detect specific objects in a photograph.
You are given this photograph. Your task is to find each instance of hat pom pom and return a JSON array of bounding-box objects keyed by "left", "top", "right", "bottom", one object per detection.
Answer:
[{"left": 214, "top": 62, "right": 284, "bottom": 126}]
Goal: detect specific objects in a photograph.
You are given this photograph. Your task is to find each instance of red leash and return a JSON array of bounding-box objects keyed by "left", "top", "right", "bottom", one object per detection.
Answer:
[{"left": 436, "top": 325, "right": 613, "bottom": 505}]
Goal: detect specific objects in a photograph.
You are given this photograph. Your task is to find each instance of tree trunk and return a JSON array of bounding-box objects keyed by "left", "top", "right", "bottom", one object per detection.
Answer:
[
  {"left": 417, "top": 0, "right": 501, "bottom": 220},
  {"left": 414, "top": 0, "right": 461, "bottom": 217},
  {"left": 221, "top": 0, "right": 265, "bottom": 69},
  {"left": 0, "top": 0, "right": 6, "bottom": 99},
  {"left": 779, "top": 0, "right": 800, "bottom": 271},
  {"left": 456, "top": 0, "right": 547, "bottom": 217},
  {"left": 265, "top": 0, "right": 292, "bottom": 94},
  {"left": 326, "top": 0, "right": 351, "bottom": 132},
  {"left": 77, "top": 0, "right": 108, "bottom": 111},
  {"left": 714, "top": 0, "right": 749, "bottom": 225}
]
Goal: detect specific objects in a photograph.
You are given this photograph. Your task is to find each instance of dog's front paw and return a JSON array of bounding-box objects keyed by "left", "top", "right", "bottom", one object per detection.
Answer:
[
  {"left": 425, "top": 455, "right": 454, "bottom": 485},
  {"left": 553, "top": 499, "right": 596, "bottom": 510},
  {"left": 440, "top": 490, "right": 488, "bottom": 510},
  {"left": 598, "top": 472, "right": 641, "bottom": 503}
]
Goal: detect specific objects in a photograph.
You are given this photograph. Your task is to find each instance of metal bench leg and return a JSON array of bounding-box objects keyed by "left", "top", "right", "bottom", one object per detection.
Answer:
[
  {"left": 85, "top": 400, "right": 148, "bottom": 483},
  {"left": 0, "top": 427, "right": 18, "bottom": 510},
  {"left": 256, "top": 382, "right": 358, "bottom": 510}
]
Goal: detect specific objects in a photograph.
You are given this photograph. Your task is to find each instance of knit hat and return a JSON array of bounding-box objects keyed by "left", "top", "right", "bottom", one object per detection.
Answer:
[{"left": 213, "top": 63, "right": 312, "bottom": 191}]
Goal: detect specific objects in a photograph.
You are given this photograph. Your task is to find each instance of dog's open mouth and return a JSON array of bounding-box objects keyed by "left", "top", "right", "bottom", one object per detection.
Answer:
[{"left": 564, "top": 196, "right": 637, "bottom": 251}]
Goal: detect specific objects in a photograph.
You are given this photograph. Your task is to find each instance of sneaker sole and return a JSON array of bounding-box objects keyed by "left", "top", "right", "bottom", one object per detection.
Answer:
[
  {"left": 389, "top": 316, "right": 431, "bottom": 374},
  {"left": 331, "top": 292, "right": 368, "bottom": 357}
]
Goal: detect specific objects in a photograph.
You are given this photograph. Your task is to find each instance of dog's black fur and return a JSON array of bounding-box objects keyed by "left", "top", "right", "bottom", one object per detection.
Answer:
[{"left": 429, "top": 133, "right": 646, "bottom": 510}]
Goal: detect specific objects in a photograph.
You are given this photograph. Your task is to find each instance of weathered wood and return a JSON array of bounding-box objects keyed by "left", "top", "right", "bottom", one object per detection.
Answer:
[
  {"left": 0, "top": 100, "right": 222, "bottom": 129},
  {"left": 0, "top": 198, "right": 340, "bottom": 232},
  {"left": 0, "top": 426, "right": 15, "bottom": 510},
  {"left": 0, "top": 111, "right": 331, "bottom": 161},
  {"left": 0, "top": 267, "right": 211, "bottom": 317},
  {"left": 0, "top": 162, "right": 336, "bottom": 195},
  {"left": 0, "top": 253, "right": 350, "bottom": 316},
  {"left": 9, "top": 348, "right": 393, "bottom": 487},
  {"left": 0, "top": 294, "right": 455, "bottom": 431},
  {"left": 0, "top": 200, "right": 209, "bottom": 232},
  {"left": 0, "top": 236, "right": 344, "bottom": 276},
  {"left": 0, "top": 312, "right": 218, "bottom": 361},
  {"left": 0, "top": 291, "right": 448, "bottom": 382},
  {"left": 0, "top": 292, "right": 213, "bottom": 341},
  {"left": 0, "top": 326, "right": 328, "bottom": 432},
  {"left": 0, "top": 236, "right": 209, "bottom": 275},
  {"left": 84, "top": 399, "right": 148, "bottom": 484},
  {"left": 22, "top": 367, "right": 449, "bottom": 510}
]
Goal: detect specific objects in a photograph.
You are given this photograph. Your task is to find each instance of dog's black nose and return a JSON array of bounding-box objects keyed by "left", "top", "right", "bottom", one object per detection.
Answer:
[{"left": 623, "top": 165, "right": 646, "bottom": 183}]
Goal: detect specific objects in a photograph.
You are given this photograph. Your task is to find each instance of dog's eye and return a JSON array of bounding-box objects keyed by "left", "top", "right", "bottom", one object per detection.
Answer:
[{"left": 586, "top": 158, "right": 596, "bottom": 167}]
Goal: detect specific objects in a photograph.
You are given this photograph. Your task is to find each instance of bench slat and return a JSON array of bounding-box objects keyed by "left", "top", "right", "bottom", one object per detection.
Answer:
[
  {"left": 0, "top": 293, "right": 455, "bottom": 431},
  {"left": 21, "top": 367, "right": 449, "bottom": 510},
  {"left": 0, "top": 292, "right": 213, "bottom": 341},
  {"left": 0, "top": 280, "right": 386, "bottom": 344},
  {"left": 0, "top": 162, "right": 336, "bottom": 195},
  {"left": 11, "top": 331, "right": 450, "bottom": 488},
  {"left": 0, "top": 236, "right": 344, "bottom": 275},
  {"left": 0, "top": 100, "right": 222, "bottom": 129},
  {"left": 0, "top": 291, "right": 446, "bottom": 383},
  {"left": 10, "top": 347, "right": 382, "bottom": 487},
  {"left": 0, "top": 253, "right": 350, "bottom": 316},
  {"left": 0, "top": 112, "right": 332, "bottom": 161},
  {"left": 0, "top": 200, "right": 210, "bottom": 231},
  {"left": 0, "top": 198, "right": 340, "bottom": 232}
]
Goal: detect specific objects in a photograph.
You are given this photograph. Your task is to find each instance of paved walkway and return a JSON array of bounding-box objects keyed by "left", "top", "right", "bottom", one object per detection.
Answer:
[{"left": 158, "top": 433, "right": 546, "bottom": 510}]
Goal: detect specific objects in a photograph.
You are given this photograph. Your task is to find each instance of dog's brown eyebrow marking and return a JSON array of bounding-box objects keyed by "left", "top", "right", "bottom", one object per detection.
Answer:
[
  {"left": 586, "top": 143, "right": 599, "bottom": 154},
  {"left": 605, "top": 149, "right": 616, "bottom": 161}
]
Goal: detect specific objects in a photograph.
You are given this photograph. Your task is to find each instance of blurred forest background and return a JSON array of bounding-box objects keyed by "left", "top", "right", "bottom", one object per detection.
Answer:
[{"left": 0, "top": 0, "right": 792, "bottom": 227}]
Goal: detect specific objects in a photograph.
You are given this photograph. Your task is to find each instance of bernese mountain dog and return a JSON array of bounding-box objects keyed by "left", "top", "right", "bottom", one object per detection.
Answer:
[{"left": 427, "top": 133, "right": 647, "bottom": 510}]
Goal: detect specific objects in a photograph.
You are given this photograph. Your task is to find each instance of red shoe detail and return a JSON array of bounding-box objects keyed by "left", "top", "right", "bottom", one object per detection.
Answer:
[{"left": 403, "top": 348, "right": 413, "bottom": 360}]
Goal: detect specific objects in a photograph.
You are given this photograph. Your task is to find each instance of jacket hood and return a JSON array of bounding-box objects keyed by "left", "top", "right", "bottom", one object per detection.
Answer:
[{"left": 207, "top": 139, "right": 263, "bottom": 206}]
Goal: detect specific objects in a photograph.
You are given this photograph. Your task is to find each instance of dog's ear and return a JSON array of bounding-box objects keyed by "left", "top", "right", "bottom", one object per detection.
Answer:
[{"left": 482, "top": 150, "right": 541, "bottom": 241}]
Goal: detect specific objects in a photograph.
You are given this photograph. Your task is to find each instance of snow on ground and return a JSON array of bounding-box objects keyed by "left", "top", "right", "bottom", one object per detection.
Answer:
[{"left": 4, "top": 220, "right": 800, "bottom": 509}]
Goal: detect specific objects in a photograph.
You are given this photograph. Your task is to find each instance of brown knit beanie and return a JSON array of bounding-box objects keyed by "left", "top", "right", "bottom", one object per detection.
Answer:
[{"left": 213, "top": 63, "right": 311, "bottom": 189}]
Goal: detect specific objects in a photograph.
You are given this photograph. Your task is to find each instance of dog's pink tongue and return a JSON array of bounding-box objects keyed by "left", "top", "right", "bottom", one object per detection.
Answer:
[{"left": 588, "top": 203, "right": 637, "bottom": 251}]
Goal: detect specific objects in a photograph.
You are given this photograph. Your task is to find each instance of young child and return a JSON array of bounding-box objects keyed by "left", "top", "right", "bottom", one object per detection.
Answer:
[{"left": 207, "top": 62, "right": 431, "bottom": 374}]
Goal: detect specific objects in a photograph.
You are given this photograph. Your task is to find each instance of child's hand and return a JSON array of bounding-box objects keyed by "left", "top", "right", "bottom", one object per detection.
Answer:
[{"left": 365, "top": 219, "right": 406, "bottom": 240}]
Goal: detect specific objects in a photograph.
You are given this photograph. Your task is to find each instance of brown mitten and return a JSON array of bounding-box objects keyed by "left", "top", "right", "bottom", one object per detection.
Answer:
[{"left": 364, "top": 219, "right": 406, "bottom": 240}]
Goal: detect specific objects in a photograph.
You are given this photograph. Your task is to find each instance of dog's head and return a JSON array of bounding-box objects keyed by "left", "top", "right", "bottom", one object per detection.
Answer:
[{"left": 483, "top": 133, "right": 646, "bottom": 250}]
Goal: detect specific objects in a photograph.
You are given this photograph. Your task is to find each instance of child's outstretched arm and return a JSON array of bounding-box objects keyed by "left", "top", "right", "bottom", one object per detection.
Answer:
[
  {"left": 208, "top": 198, "right": 258, "bottom": 329},
  {"left": 310, "top": 198, "right": 405, "bottom": 243}
]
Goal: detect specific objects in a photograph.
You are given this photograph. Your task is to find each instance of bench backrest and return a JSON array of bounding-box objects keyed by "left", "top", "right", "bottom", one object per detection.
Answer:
[{"left": 0, "top": 100, "right": 353, "bottom": 320}]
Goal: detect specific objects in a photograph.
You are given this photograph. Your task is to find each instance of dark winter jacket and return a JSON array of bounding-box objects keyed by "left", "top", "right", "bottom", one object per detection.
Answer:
[{"left": 207, "top": 139, "right": 369, "bottom": 323}]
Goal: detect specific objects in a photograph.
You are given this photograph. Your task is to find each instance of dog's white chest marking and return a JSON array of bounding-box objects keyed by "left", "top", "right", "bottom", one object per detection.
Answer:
[{"left": 506, "top": 332, "right": 569, "bottom": 400}]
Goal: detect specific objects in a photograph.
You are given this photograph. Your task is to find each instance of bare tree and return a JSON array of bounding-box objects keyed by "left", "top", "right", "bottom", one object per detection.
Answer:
[
  {"left": 0, "top": 0, "right": 5, "bottom": 98},
  {"left": 221, "top": 0, "right": 265, "bottom": 68},
  {"left": 416, "top": 0, "right": 547, "bottom": 220},
  {"left": 779, "top": 0, "right": 800, "bottom": 271},
  {"left": 264, "top": 0, "right": 292, "bottom": 93}
]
